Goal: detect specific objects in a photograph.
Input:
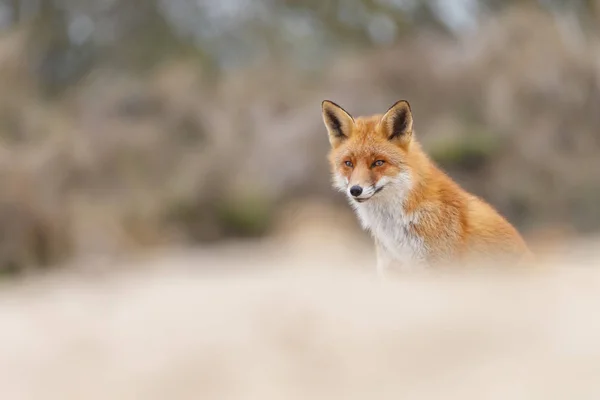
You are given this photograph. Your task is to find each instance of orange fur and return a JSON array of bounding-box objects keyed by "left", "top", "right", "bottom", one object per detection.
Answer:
[{"left": 321, "top": 100, "right": 532, "bottom": 270}]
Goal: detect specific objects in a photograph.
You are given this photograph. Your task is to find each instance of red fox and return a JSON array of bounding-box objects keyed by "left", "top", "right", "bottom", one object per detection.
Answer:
[{"left": 321, "top": 99, "right": 532, "bottom": 273}]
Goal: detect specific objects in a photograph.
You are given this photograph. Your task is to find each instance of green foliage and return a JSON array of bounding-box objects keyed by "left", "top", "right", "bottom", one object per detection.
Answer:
[
  {"left": 163, "top": 193, "right": 273, "bottom": 242},
  {"left": 428, "top": 130, "right": 504, "bottom": 171},
  {"left": 216, "top": 195, "right": 273, "bottom": 238}
]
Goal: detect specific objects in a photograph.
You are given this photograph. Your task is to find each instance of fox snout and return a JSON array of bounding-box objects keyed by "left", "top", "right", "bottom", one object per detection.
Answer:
[
  {"left": 347, "top": 183, "right": 383, "bottom": 202},
  {"left": 349, "top": 185, "right": 363, "bottom": 197},
  {"left": 346, "top": 167, "right": 376, "bottom": 200}
]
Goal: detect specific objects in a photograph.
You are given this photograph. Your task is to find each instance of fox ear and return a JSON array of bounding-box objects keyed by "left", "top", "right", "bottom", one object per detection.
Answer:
[
  {"left": 321, "top": 100, "right": 355, "bottom": 147},
  {"left": 380, "top": 100, "right": 413, "bottom": 144}
]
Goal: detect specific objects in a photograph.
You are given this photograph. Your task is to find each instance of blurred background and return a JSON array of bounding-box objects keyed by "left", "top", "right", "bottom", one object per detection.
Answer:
[
  {"left": 3, "top": 2, "right": 600, "bottom": 399},
  {"left": 0, "top": 0, "right": 599, "bottom": 274}
]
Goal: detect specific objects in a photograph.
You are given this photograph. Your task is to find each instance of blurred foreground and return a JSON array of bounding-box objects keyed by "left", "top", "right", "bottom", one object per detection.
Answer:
[{"left": 1, "top": 232, "right": 600, "bottom": 400}]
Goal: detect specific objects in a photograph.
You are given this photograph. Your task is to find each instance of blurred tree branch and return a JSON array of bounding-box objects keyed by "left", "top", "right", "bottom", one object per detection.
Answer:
[{"left": 0, "top": 0, "right": 596, "bottom": 95}]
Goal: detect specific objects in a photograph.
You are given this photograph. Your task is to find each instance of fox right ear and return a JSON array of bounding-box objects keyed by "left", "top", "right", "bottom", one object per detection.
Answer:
[{"left": 321, "top": 100, "right": 355, "bottom": 147}]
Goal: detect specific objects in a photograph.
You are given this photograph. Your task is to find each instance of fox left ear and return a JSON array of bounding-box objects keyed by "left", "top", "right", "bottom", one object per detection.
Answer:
[{"left": 380, "top": 100, "right": 413, "bottom": 144}]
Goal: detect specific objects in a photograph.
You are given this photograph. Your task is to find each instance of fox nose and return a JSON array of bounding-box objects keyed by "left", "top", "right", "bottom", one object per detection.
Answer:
[{"left": 349, "top": 185, "right": 363, "bottom": 197}]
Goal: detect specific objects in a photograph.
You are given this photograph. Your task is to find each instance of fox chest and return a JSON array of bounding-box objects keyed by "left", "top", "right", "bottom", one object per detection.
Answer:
[{"left": 355, "top": 206, "right": 427, "bottom": 265}]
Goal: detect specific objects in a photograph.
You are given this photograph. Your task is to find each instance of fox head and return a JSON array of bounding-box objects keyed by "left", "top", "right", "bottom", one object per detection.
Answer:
[{"left": 321, "top": 100, "right": 416, "bottom": 204}]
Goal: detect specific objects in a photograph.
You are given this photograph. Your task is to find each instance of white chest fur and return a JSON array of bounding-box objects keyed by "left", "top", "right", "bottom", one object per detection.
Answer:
[{"left": 354, "top": 200, "right": 427, "bottom": 268}]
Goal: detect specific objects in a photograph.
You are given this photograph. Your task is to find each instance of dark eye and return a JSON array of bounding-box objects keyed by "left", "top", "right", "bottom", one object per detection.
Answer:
[
  {"left": 372, "top": 160, "right": 385, "bottom": 167},
  {"left": 344, "top": 161, "right": 353, "bottom": 168}
]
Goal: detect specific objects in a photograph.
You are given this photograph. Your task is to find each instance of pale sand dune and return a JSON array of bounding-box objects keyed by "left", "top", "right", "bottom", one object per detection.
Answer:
[{"left": 0, "top": 241, "right": 599, "bottom": 400}]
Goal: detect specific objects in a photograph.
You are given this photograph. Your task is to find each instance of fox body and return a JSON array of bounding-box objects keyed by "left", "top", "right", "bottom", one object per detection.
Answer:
[{"left": 321, "top": 100, "right": 532, "bottom": 273}]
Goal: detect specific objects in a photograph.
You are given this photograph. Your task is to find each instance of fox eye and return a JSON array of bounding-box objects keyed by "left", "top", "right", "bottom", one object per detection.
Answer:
[
  {"left": 344, "top": 161, "right": 353, "bottom": 168},
  {"left": 372, "top": 160, "right": 385, "bottom": 167}
]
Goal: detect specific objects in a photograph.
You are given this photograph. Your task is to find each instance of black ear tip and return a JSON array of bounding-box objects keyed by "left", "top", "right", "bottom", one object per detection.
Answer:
[
  {"left": 394, "top": 100, "right": 411, "bottom": 110},
  {"left": 322, "top": 99, "right": 340, "bottom": 109},
  {"left": 385, "top": 99, "right": 412, "bottom": 115}
]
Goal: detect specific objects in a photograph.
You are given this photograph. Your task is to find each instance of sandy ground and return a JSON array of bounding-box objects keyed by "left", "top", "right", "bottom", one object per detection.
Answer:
[{"left": 0, "top": 229, "right": 600, "bottom": 400}]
